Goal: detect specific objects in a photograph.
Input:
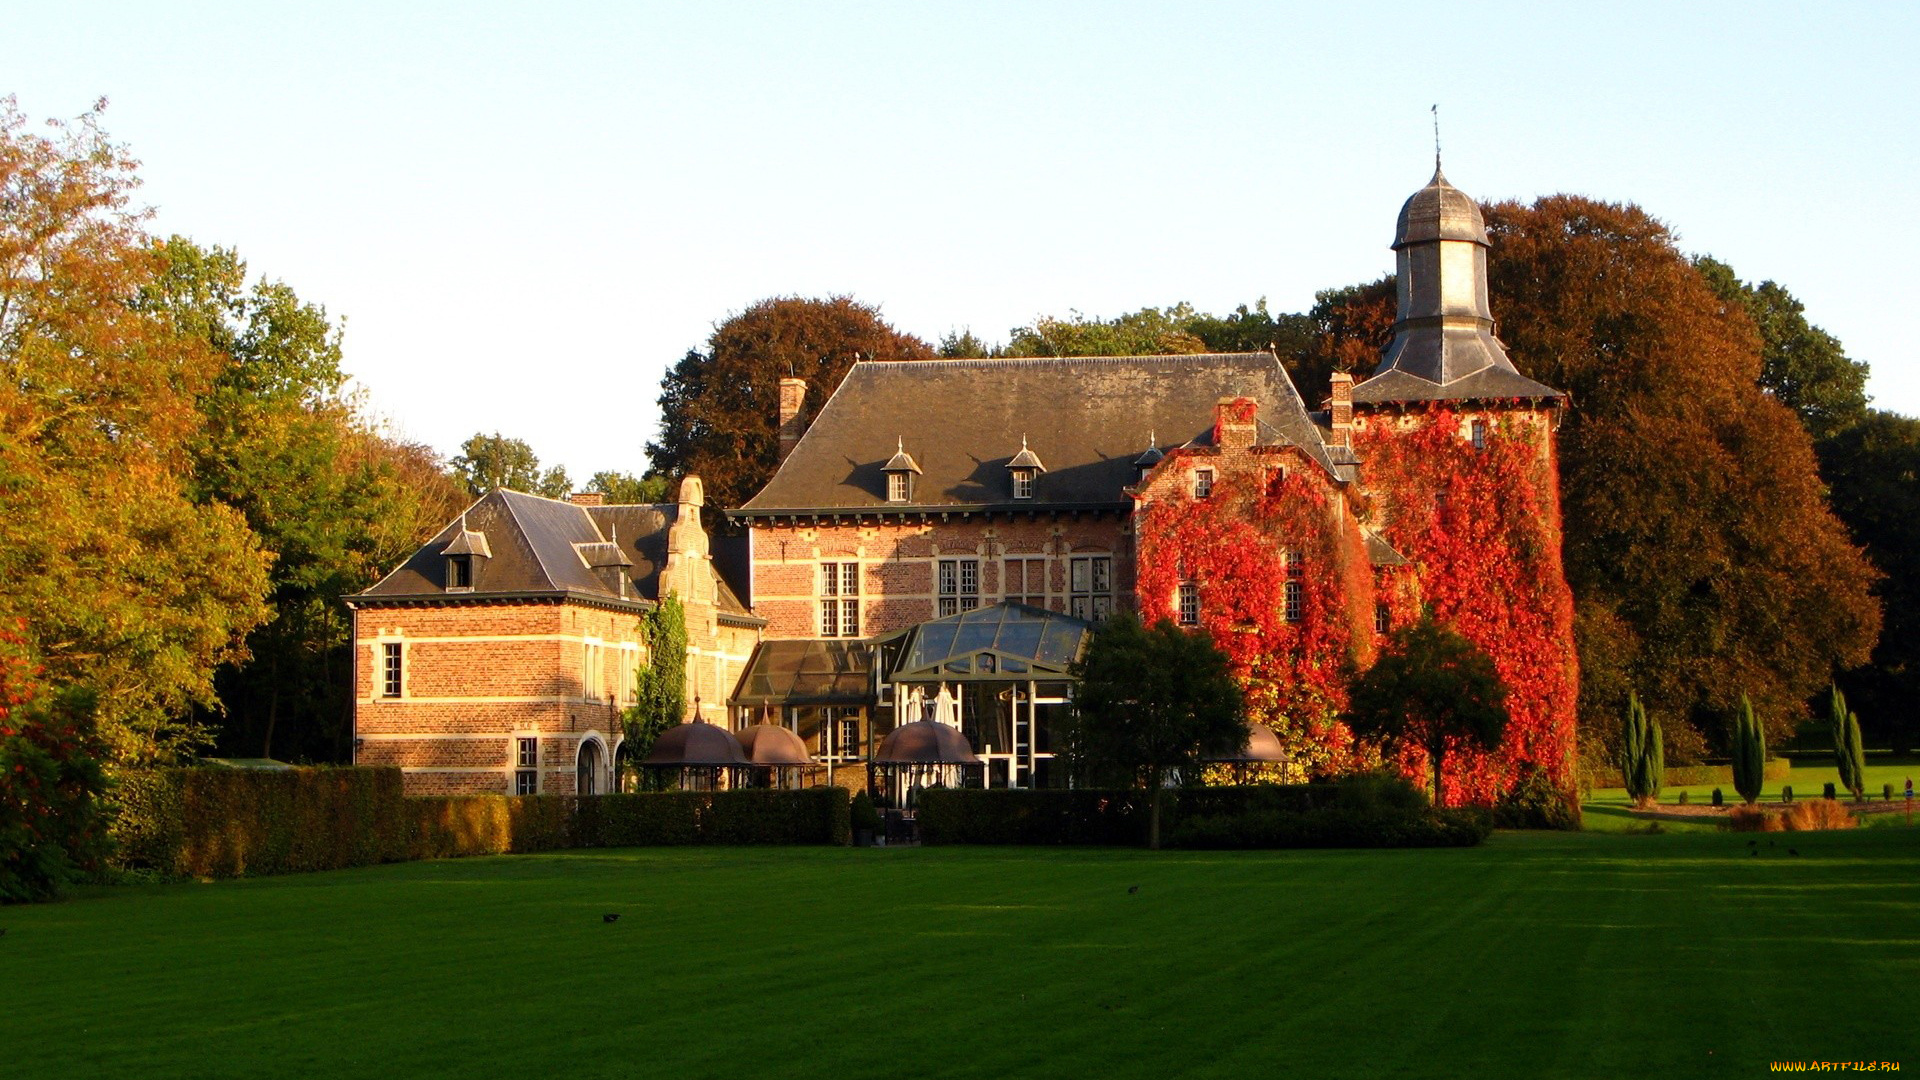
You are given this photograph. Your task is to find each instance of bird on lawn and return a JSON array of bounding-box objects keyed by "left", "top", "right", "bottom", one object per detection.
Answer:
[
  {"left": 1127, "top": 885, "right": 1139, "bottom": 895},
  {"left": 603, "top": 913, "right": 621, "bottom": 923},
  {"left": 1788, "top": 849, "right": 1799, "bottom": 856}
]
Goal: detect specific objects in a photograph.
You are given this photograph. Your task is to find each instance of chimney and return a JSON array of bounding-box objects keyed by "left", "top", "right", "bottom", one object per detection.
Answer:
[
  {"left": 1213, "top": 396, "right": 1258, "bottom": 450},
  {"left": 1329, "top": 372, "right": 1354, "bottom": 447},
  {"left": 568, "top": 492, "right": 605, "bottom": 507},
  {"left": 777, "top": 377, "right": 808, "bottom": 463}
]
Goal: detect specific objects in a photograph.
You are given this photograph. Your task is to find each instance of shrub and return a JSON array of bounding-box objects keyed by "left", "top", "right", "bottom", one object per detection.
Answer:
[
  {"left": 850, "top": 791, "right": 883, "bottom": 835},
  {"left": 1723, "top": 802, "right": 1857, "bottom": 832},
  {"left": 1886, "top": 783, "right": 1896, "bottom": 802},
  {"left": 1725, "top": 805, "right": 1779, "bottom": 832},
  {"left": 1712, "top": 788, "right": 1724, "bottom": 807},
  {"left": 1823, "top": 783, "right": 1837, "bottom": 801},
  {"left": 1493, "top": 764, "right": 1580, "bottom": 830},
  {"left": 1781, "top": 786, "right": 1794, "bottom": 804},
  {"left": 1619, "top": 691, "right": 1662, "bottom": 805},
  {"left": 1677, "top": 791, "right": 1689, "bottom": 806},
  {"left": 1337, "top": 771, "right": 1429, "bottom": 813},
  {"left": 1830, "top": 686, "right": 1867, "bottom": 800},
  {"left": 112, "top": 767, "right": 413, "bottom": 877},
  {"left": 917, "top": 789, "right": 1150, "bottom": 846},
  {"left": 2, "top": 686, "right": 110, "bottom": 903}
]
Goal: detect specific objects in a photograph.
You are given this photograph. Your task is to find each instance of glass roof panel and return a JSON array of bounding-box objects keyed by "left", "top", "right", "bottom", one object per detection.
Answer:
[{"left": 893, "top": 601, "right": 1093, "bottom": 681}]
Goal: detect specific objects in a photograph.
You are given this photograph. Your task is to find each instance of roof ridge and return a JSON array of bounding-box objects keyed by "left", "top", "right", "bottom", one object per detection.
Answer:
[
  {"left": 498, "top": 489, "right": 572, "bottom": 590},
  {"left": 859, "top": 352, "right": 1269, "bottom": 372}
]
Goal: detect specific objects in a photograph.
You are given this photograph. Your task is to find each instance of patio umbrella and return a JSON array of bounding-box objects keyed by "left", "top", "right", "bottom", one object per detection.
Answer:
[{"left": 736, "top": 723, "right": 812, "bottom": 765}]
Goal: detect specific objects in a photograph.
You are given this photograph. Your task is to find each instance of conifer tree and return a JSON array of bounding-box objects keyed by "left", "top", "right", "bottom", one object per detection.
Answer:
[
  {"left": 1732, "top": 695, "right": 1766, "bottom": 806},
  {"left": 1830, "top": 685, "right": 1867, "bottom": 801}
]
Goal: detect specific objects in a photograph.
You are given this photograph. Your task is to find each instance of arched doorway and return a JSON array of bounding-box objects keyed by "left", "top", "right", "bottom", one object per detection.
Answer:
[{"left": 577, "top": 737, "right": 605, "bottom": 795}]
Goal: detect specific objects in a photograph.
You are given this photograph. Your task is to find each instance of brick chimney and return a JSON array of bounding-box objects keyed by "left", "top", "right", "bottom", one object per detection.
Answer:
[
  {"left": 1329, "top": 372, "right": 1354, "bottom": 448},
  {"left": 777, "top": 377, "right": 808, "bottom": 463},
  {"left": 1213, "top": 397, "right": 1258, "bottom": 450},
  {"left": 568, "top": 492, "right": 605, "bottom": 507}
]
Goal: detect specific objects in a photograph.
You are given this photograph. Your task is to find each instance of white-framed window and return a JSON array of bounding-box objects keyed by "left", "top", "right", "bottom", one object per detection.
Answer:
[
  {"left": 381, "top": 641, "right": 403, "bottom": 698},
  {"left": 1471, "top": 419, "right": 1488, "bottom": 451},
  {"left": 1004, "top": 557, "right": 1047, "bottom": 607},
  {"left": 1069, "top": 556, "right": 1113, "bottom": 621},
  {"left": 515, "top": 736, "right": 538, "bottom": 795},
  {"left": 938, "top": 558, "right": 980, "bottom": 617},
  {"left": 887, "top": 472, "right": 910, "bottom": 503},
  {"left": 1283, "top": 550, "right": 1305, "bottom": 624},
  {"left": 1375, "top": 601, "right": 1391, "bottom": 635},
  {"left": 1177, "top": 581, "right": 1200, "bottom": 626},
  {"left": 821, "top": 561, "right": 860, "bottom": 637},
  {"left": 617, "top": 643, "right": 639, "bottom": 705},
  {"left": 581, "top": 640, "right": 605, "bottom": 702},
  {"left": 1012, "top": 469, "right": 1035, "bottom": 500},
  {"left": 1193, "top": 468, "right": 1214, "bottom": 499}
]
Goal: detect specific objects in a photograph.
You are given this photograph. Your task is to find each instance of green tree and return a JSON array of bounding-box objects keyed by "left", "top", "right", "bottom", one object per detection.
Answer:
[
  {"left": 1618, "top": 691, "right": 1663, "bottom": 806},
  {"left": 1347, "top": 616, "right": 1510, "bottom": 807},
  {"left": 1059, "top": 612, "right": 1245, "bottom": 849},
  {"left": 1829, "top": 685, "right": 1866, "bottom": 802},
  {"left": 0, "top": 97, "right": 271, "bottom": 764},
  {"left": 452, "top": 432, "right": 571, "bottom": 498},
  {"left": 1818, "top": 410, "right": 1920, "bottom": 753},
  {"left": 140, "top": 236, "right": 467, "bottom": 762},
  {"left": 1004, "top": 305, "right": 1212, "bottom": 357},
  {"left": 648, "top": 296, "right": 934, "bottom": 526},
  {"left": 1731, "top": 694, "right": 1766, "bottom": 806},
  {"left": 587, "top": 470, "right": 669, "bottom": 505},
  {"left": 0, "top": 627, "right": 110, "bottom": 903},
  {"left": 620, "top": 594, "right": 687, "bottom": 790},
  {"left": 1695, "top": 256, "right": 1869, "bottom": 441}
]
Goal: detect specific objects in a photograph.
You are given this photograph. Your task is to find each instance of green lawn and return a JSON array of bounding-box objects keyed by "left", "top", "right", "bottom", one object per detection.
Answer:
[
  {"left": 5, "top": 830, "right": 1918, "bottom": 1079},
  {"left": 1584, "top": 756, "right": 1920, "bottom": 833}
]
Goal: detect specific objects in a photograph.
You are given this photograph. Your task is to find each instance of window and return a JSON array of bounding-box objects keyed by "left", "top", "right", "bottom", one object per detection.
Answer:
[
  {"left": 1265, "top": 466, "right": 1288, "bottom": 497},
  {"left": 446, "top": 555, "right": 472, "bottom": 589},
  {"left": 381, "top": 642, "right": 402, "bottom": 698},
  {"left": 887, "top": 471, "right": 910, "bottom": 503},
  {"left": 1375, "top": 602, "right": 1391, "bottom": 635},
  {"left": 1004, "top": 557, "right": 1047, "bottom": 607},
  {"left": 821, "top": 562, "right": 860, "bottom": 637},
  {"left": 1471, "top": 419, "right": 1487, "bottom": 451},
  {"left": 581, "top": 642, "right": 604, "bottom": 702},
  {"left": 1177, "top": 581, "right": 1199, "bottom": 626},
  {"left": 619, "top": 644, "right": 639, "bottom": 705},
  {"left": 840, "top": 717, "right": 861, "bottom": 760},
  {"left": 515, "top": 737, "right": 538, "bottom": 795},
  {"left": 1193, "top": 468, "right": 1214, "bottom": 499},
  {"left": 1012, "top": 469, "right": 1035, "bottom": 500},
  {"left": 1070, "top": 556, "right": 1112, "bottom": 621},
  {"left": 1283, "top": 550, "right": 1305, "bottom": 624},
  {"left": 938, "top": 558, "right": 980, "bottom": 617}
]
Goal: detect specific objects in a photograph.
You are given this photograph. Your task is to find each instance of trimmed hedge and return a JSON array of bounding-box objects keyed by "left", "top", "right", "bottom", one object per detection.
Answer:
[
  {"left": 112, "top": 768, "right": 852, "bottom": 879},
  {"left": 1585, "top": 757, "right": 1790, "bottom": 791},
  {"left": 915, "top": 782, "right": 1484, "bottom": 849}
]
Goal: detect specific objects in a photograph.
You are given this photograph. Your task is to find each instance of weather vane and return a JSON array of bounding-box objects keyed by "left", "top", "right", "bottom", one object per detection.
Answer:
[{"left": 1432, "top": 104, "right": 1441, "bottom": 171}]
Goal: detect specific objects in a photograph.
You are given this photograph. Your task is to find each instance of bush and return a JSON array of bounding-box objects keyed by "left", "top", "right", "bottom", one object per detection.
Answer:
[
  {"left": 918, "top": 789, "right": 1150, "bottom": 845},
  {"left": 1712, "top": 788, "right": 1724, "bottom": 807},
  {"left": 1724, "top": 801, "right": 1857, "bottom": 832},
  {"left": 1823, "top": 783, "right": 1837, "bottom": 801},
  {"left": 849, "top": 791, "right": 882, "bottom": 836},
  {"left": 1885, "top": 783, "right": 1896, "bottom": 802},
  {"left": 1732, "top": 695, "right": 1766, "bottom": 805},
  {"left": 1336, "top": 771, "right": 1429, "bottom": 813},
  {"left": 1677, "top": 791, "right": 1689, "bottom": 806},
  {"left": 1782, "top": 786, "right": 1794, "bottom": 804},
  {"left": 1492, "top": 765, "right": 1580, "bottom": 830},
  {"left": 2, "top": 687, "right": 110, "bottom": 903}
]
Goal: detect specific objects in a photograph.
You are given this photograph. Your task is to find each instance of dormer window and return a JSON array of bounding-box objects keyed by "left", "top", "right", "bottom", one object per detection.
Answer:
[
  {"left": 1006, "top": 435, "right": 1046, "bottom": 502},
  {"left": 446, "top": 555, "right": 472, "bottom": 590},
  {"left": 1134, "top": 433, "right": 1163, "bottom": 484},
  {"left": 438, "top": 523, "right": 490, "bottom": 591},
  {"left": 882, "top": 436, "right": 922, "bottom": 504},
  {"left": 1194, "top": 468, "right": 1214, "bottom": 499}
]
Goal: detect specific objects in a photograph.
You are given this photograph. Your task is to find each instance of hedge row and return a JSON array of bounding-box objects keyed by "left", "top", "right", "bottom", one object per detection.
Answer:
[
  {"left": 111, "top": 767, "right": 851, "bottom": 879},
  {"left": 915, "top": 780, "right": 1484, "bottom": 848},
  {"left": 1585, "top": 757, "right": 1792, "bottom": 791}
]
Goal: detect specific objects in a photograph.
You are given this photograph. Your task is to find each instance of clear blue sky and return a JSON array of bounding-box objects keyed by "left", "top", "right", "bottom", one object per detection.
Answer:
[{"left": 7, "top": 1, "right": 1915, "bottom": 481}]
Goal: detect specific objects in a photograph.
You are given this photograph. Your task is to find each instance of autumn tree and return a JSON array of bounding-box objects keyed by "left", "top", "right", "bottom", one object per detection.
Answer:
[
  {"left": 1059, "top": 612, "right": 1246, "bottom": 849},
  {"left": 1346, "top": 616, "right": 1510, "bottom": 807},
  {"left": 452, "top": 432, "right": 571, "bottom": 498},
  {"left": 648, "top": 296, "right": 933, "bottom": 523},
  {"left": 0, "top": 97, "right": 271, "bottom": 763},
  {"left": 1300, "top": 196, "right": 1880, "bottom": 757}
]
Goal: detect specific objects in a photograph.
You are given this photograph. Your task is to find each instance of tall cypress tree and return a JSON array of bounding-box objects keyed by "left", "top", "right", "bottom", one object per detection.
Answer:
[
  {"left": 1732, "top": 695, "right": 1766, "bottom": 806},
  {"left": 1830, "top": 685, "right": 1867, "bottom": 801}
]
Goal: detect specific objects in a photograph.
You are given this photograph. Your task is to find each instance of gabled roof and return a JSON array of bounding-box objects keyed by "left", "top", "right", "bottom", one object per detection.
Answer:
[
  {"left": 350, "top": 489, "right": 751, "bottom": 617},
  {"left": 737, "top": 353, "right": 1345, "bottom": 516}
]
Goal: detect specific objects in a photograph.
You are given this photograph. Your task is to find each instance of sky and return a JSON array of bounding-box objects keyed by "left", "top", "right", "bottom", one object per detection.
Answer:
[{"left": 6, "top": 1, "right": 1916, "bottom": 481}]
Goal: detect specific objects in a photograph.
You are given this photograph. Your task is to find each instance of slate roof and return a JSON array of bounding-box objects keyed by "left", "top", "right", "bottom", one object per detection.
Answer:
[
  {"left": 736, "top": 353, "right": 1347, "bottom": 516},
  {"left": 1349, "top": 363, "right": 1566, "bottom": 405},
  {"left": 351, "top": 489, "right": 752, "bottom": 618}
]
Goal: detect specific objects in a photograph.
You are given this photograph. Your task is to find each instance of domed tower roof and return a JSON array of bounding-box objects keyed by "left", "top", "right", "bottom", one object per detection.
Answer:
[{"left": 1394, "top": 166, "right": 1490, "bottom": 248}]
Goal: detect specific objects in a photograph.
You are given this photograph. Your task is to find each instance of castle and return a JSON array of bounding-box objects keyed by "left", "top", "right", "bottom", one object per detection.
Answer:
[{"left": 348, "top": 167, "right": 1579, "bottom": 803}]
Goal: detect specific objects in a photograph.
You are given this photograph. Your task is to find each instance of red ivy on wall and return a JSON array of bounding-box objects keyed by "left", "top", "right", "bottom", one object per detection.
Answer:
[
  {"left": 1135, "top": 453, "right": 1377, "bottom": 775},
  {"left": 1355, "top": 408, "right": 1579, "bottom": 802}
]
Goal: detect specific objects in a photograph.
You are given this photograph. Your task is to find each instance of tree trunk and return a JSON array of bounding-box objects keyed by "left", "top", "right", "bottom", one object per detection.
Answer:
[
  {"left": 1148, "top": 771, "right": 1166, "bottom": 850},
  {"left": 1430, "top": 742, "right": 1445, "bottom": 808}
]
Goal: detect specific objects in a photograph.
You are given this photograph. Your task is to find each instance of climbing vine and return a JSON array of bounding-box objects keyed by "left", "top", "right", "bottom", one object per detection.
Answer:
[
  {"left": 1355, "top": 408, "right": 1579, "bottom": 802},
  {"left": 1135, "top": 451, "right": 1376, "bottom": 775}
]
